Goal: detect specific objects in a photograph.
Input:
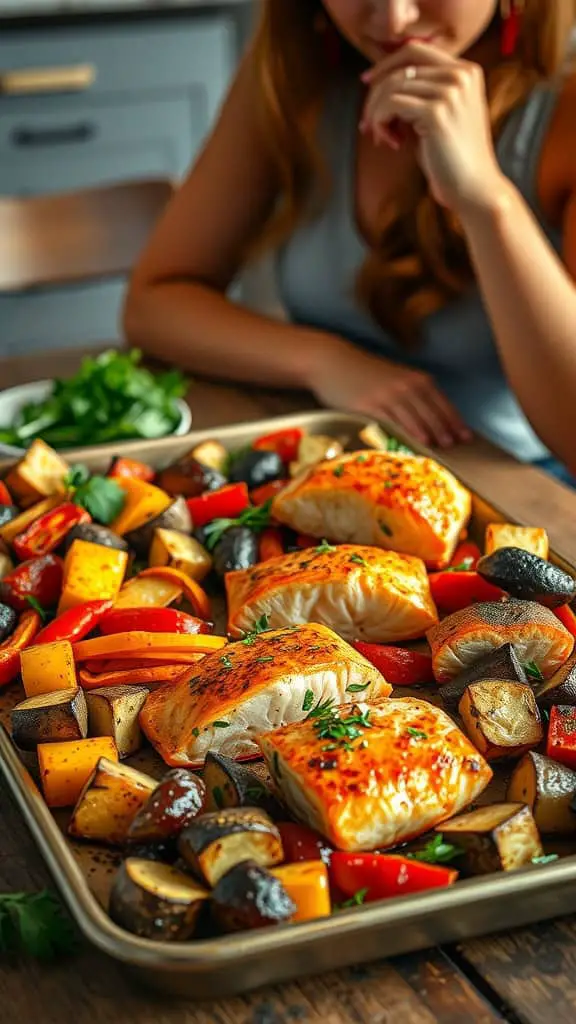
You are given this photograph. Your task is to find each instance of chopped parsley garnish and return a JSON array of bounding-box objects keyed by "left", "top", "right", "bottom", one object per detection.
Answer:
[
  {"left": 212, "top": 721, "right": 231, "bottom": 729},
  {"left": 240, "top": 614, "right": 271, "bottom": 644},
  {"left": 245, "top": 784, "right": 267, "bottom": 802},
  {"left": 315, "top": 539, "right": 336, "bottom": 555},
  {"left": 335, "top": 887, "right": 368, "bottom": 911},
  {"left": 302, "top": 688, "right": 315, "bottom": 712},
  {"left": 407, "top": 834, "right": 463, "bottom": 865},
  {"left": 387, "top": 437, "right": 413, "bottom": 455},
  {"left": 346, "top": 682, "right": 371, "bottom": 693},
  {"left": 379, "top": 521, "right": 393, "bottom": 537},
  {"left": 333, "top": 465, "right": 345, "bottom": 478},
  {"left": 192, "top": 727, "right": 200, "bottom": 738},
  {"left": 532, "top": 854, "right": 559, "bottom": 865},
  {"left": 66, "top": 465, "right": 126, "bottom": 525},
  {"left": 349, "top": 554, "right": 368, "bottom": 566},
  {"left": 255, "top": 656, "right": 274, "bottom": 664},
  {"left": 203, "top": 499, "right": 273, "bottom": 551},
  {"left": 406, "top": 728, "right": 428, "bottom": 740},
  {"left": 25, "top": 596, "right": 47, "bottom": 621},
  {"left": 212, "top": 786, "right": 225, "bottom": 809},
  {"left": 356, "top": 455, "right": 368, "bottom": 463},
  {"left": 445, "top": 558, "right": 474, "bottom": 573},
  {"left": 220, "top": 654, "right": 233, "bottom": 669},
  {"left": 524, "top": 661, "right": 544, "bottom": 682},
  {"left": 307, "top": 700, "right": 372, "bottom": 752}
]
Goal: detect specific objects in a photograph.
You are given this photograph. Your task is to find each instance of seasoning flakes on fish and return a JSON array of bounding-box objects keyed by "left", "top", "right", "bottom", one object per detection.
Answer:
[
  {"left": 226, "top": 544, "right": 438, "bottom": 642},
  {"left": 258, "top": 697, "right": 492, "bottom": 852},
  {"left": 139, "top": 623, "right": 391, "bottom": 768},
  {"left": 272, "top": 450, "right": 471, "bottom": 568}
]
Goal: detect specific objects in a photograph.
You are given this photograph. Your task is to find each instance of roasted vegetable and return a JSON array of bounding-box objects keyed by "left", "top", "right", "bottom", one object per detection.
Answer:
[
  {"left": 0, "top": 610, "right": 41, "bottom": 688},
  {"left": 135, "top": 567, "right": 211, "bottom": 621},
  {"left": 58, "top": 539, "right": 128, "bottom": 614},
  {"left": 20, "top": 638, "right": 77, "bottom": 698},
  {"left": 99, "top": 607, "right": 211, "bottom": 636},
  {"left": 107, "top": 456, "right": 155, "bottom": 483},
  {"left": 229, "top": 450, "right": 284, "bottom": 491},
  {"left": 439, "top": 803, "right": 543, "bottom": 874},
  {"left": 270, "top": 861, "right": 331, "bottom": 922},
  {"left": 0, "top": 603, "right": 17, "bottom": 643},
  {"left": 73, "top": 630, "right": 224, "bottom": 662},
  {"left": 290, "top": 434, "right": 343, "bottom": 477},
  {"left": 187, "top": 483, "right": 250, "bottom": 530},
  {"left": 123, "top": 496, "right": 192, "bottom": 556},
  {"left": 203, "top": 751, "right": 280, "bottom": 816},
  {"left": 189, "top": 439, "right": 228, "bottom": 474},
  {"left": 149, "top": 529, "right": 212, "bottom": 582},
  {"left": 212, "top": 526, "right": 259, "bottom": 577},
  {"left": 34, "top": 599, "right": 113, "bottom": 646},
  {"left": 485, "top": 523, "right": 549, "bottom": 559},
  {"left": 38, "top": 736, "right": 118, "bottom": 808},
  {"left": 0, "top": 551, "right": 13, "bottom": 580},
  {"left": 113, "top": 572, "right": 183, "bottom": 609},
  {"left": 109, "top": 858, "right": 209, "bottom": 940},
  {"left": 556, "top": 604, "right": 576, "bottom": 638},
  {"left": 1, "top": 554, "right": 63, "bottom": 612},
  {"left": 178, "top": 807, "right": 284, "bottom": 887},
  {"left": 476, "top": 548, "right": 576, "bottom": 609},
  {"left": 534, "top": 651, "right": 576, "bottom": 707},
  {"left": 546, "top": 706, "right": 576, "bottom": 769},
  {"left": 85, "top": 685, "right": 149, "bottom": 757},
  {"left": 459, "top": 680, "right": 542, "bottom": 761},
  {"left": 0, "top": 506, "right": 19, "bottom": 531},
  {"left": 127, "top": 769, "right": 206, "bottom": 847},
  {"left": 12, "top": 502, "right": 91, "bottom": 561},
  {"left": 428, "top": 571, "right": 504, "bottom": 614},
  {"left": 109, "top": 478, "right": 171, "bottom": 537},
  {"left": 62, "top": 522, "right": 129, "bottom": 555},
  {"left": 330, "top": 852, "right": 458, "bottom": 902},
  {"left": 68, "top": 757, "right": 157, "bottom": 844},
  {"left": 438, "top": 643, "right": 529, "bottom": 713},
  {"left": 4, "top": 439, "right": 68, "bottom": 508},
  {"left": 351, "top": 643, "right": 434, "bottom": 686},
  {"left": 211, "top": 861, "right": 295, "bottom": 933},
  {"left": 253, "top": 427, "right": 305, "bottom": 465},
  {"left": 11, "top": 687, "right": 88, "bottom": 750},
  {"left": 507, "top": 751, "right": 576, "bottom": 835},
  {"left": 0, "top": 495, "right": 61, "bottom": 547},
  {"left": 157, "top": 456, "right": 226, "bottom": 499}
]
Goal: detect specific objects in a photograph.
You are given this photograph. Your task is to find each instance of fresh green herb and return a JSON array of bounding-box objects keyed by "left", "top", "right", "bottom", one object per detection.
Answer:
[
  {"left": 245, "top": 784, "right": 267, "bottom": 802},
  {"left": 307, "top": 701, "right": 372, "bottom": 752},
  {"left": 212, "top": 786, "right": 225, "bottom": 809},
  {"left": 346, "top": 682, "right": 371, "bottom": 693},
  {"left": 306, "top": 696, "right": 337, "bottom": 720},
  {"left": 204, "top": 501, "right": 273, "bottom": 551},
  {"left": 379, "top": 521, "right": 393, "bottom": 537},
  {"left": 407, "top": 834, "right": 463, "bottom": 865},
  {"left": 220, "top": 655, "right": 233, "bottom": 669},
  {"left": 333, "top": 465, "right": 345, "bottom": 478},
  {"left": 542, "top": 708, "right": 550, "bottom": 724},
  {"left": 192, "top": 727, "right": 200, "bottom": 738},
  {"left": 406, "top": 728, "right": 428, "bottom": 740},
  {"left": 356, "top": 455, "right": 368, "bottom": 463},
  {"left": 349, "top": 554, "right": 367, "bottom": 567},
  {"left": 66, "top": 466, "right": 125, "bottom": 525},
  {"left": 532, "top": 854, "right": 559, "bottom": 865},
  {"left": 64, "top": 464, "right": 90, "bottom": 488},
  {"left": 25, "top": 596, "right": 47, "bottom": 622},
  {"left": 240, "top": 614, "right": 272, "bottom": 645},
  {"left": 0, "top": 890, "right": 75, "bottom": 960},
  {"left": 255, "top": 656, "right": 274, "bottom": 664},
  {"left": 445, "top": 558, "right": 474, "bottom": 573},
  {"left": 524, "top": 661, "right": 544, "bottom": 682},
  {"left": 302, "top": 689, "right": 315, "bottom": 712},
  {"left": 212, "top": 721, "right": 231, "bottom": 729},
  {"left": 315, "top": 539, "right": 336, "bottom": 555},
  {"left": 387, "top": 437, "right": 413, "bottom": 455},
  {"left": 335, "top": 888, "right": 368, "bottom": 911},
  {"left": 0, "top": 349, "right": 187, "bottom": 448}
]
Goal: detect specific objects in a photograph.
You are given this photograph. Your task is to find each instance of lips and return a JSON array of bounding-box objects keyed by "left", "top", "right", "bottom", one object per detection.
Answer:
[{"left": 371, "top": 34, "right": 436, "bottom": 54}]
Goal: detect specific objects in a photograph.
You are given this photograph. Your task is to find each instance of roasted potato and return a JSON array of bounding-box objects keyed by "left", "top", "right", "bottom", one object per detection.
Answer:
[
  {"left": 358, "top": 423, "right": 390, "bottom": 450},
  {"left": 85, "top": 685, "right": 149, "bottom": 758},
  {"left": 507, "top": 751, "right": 576, "bottom": 835},
  {"left": 178, "top": 807, "right": 284, "bottom": 887},
  {"left": 109, "top": 858, "right": 209, "bottom": 940},
  {"left": 212, "top": 861, "right": 295, "bottom": 933},
  {"left": 535, "top": 651, "right": 576, "bottom": 708},
  {"left": 439, "top": 803, "right": 543, "bottom": 874},
  {"left": 126, "top": 769, "right": 206, "bottom": 849},
  {"left": 485, "top": 523, "right": 549, "bottom": 560},
  {"left": 4, "top": 439, "right": 68, "bottom": 507},
  {"left": 11, "top": 687, "right": 88, "bottom": 751},
  {"left": 124, "top": 496, "right": 192, "bottom": 555},
  {"left": 190, "top": 440, "right": 228, "bottom": 474},
  {"left": 439, "top": 643, "right": 529, "bottom": 714},
  {"left": 149, "top": 529, "right": 212, "bottom": 582},
  {"left": 459, "top": 680, "right": 543, "bottom": 760},
  {"left": 68, "top": 758, "right": 157, "bottom": 845},
  {"left": 203, "top": 752, "right": 281, "bottom": 817},
  {"left": 290, "top": 435, "right": 343, "bottom": 477}
]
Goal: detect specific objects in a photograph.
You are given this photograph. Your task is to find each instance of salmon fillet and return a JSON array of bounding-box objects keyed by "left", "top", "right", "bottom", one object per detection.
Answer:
[
  {"left": 226, "top": 544, "right": 438, "bottom": 642},
  {"left": 139, "top": 623, "right": 391, "bottom": 768},
  {"left": 258, "top": 697, "right": 492, "bottom": 851},
  {"left": 427, "top": 599, "right": 574, "bottom": 682},
  {"left": 272, "top": 450, "right": 471, "bottom": 568}
]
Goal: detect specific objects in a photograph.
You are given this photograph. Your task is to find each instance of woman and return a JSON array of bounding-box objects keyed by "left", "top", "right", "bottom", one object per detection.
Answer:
[{"left": 124, "top": 1, "right": 576, "bottom": 480}]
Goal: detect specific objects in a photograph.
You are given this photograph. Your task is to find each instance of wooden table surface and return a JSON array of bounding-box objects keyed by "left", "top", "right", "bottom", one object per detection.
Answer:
[{"left": 3, "top": 347, "right": 576, "bottom": 1024}]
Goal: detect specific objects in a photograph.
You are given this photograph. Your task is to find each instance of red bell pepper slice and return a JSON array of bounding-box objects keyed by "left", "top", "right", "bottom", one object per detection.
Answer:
[
  {"left": 296, "top": 534, "right": 317, "bottom": 549},
  {"left": 34, "top": 599, "right": 113, "bottom": 646},
  {"left": 12, "top": 502, "right": 91, "bottom": 561},
  {"left": 186, "top": 483, "right": 249, "bottom": 528},
  {"left": 107, "top": 456, "right": 155, "bottom": 483},
  {"left": 555, "top": 605, "right": 576, "bottom": 638},
  {"left": 330, "top": 852, "right": 458, "bottom": 903},
  {"left": 0, "top": 609, "right": 42, "bottom": 687},
  {"left": 277, "top": 822, "right": 334, "bottom": 867},
  {"left": 98, "top": 606, "right": 213, "bottom": 636},
  {"left": 259, "top": 527, "right": 284, "bottom": 562},
  {"left": 546, "top": 705, "right": 576, "bottom": 769},
  {"left": 250, "top": 479, "right": 289, "bottom": 506},
  {"left": 449, "top": 541, "right": 482, "bottom": 571},
  {"left": 352, "top": 642, "right": 434, "bottom": 686},
  {"left": 0, "top": 480, "right": 12, "bottom": 506},
  {"left": 0, "top": 554, "right": 64, "bottom": 613},
  {"left": 252, "top": 427, "right": 304, "bottom": 464},
  {"left": 429, "top": 571, "right": 504, "bottom": 614}
]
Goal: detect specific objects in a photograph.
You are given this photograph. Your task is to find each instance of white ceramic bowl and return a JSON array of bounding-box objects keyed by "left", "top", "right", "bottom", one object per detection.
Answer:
[{"left": 0, "top": 379, "right": 192, "bottom": 456}]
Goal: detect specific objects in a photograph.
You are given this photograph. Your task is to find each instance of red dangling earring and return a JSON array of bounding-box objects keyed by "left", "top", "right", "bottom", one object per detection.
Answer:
[{"left": 500, "top": 0, "right": 525, "bottom": 58}]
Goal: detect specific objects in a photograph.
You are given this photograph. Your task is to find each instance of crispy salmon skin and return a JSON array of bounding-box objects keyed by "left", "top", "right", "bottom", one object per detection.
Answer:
[
  {"left": 226, "top": 544, "right": 438, "bottom": 642},
  {"left": 258, "top": 697, "right": 492, "bottom": 851},
  {"left": 272, "top": 450, "right": 471, "bottom": 568}
]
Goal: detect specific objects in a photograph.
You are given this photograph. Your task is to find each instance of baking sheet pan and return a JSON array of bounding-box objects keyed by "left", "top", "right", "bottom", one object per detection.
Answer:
[{"left": 1, "top": 409, "right": 576, "bottom": 999}]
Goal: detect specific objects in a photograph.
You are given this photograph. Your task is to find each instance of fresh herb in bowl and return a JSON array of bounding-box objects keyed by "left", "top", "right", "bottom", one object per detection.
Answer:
[{"left": 0, "top": 349, "right": 188, "bottom": 449}]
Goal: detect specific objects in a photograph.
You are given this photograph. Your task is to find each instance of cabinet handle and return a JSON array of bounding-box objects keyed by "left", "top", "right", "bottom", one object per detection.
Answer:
[
  {"left": 0, "top": 64, "right": 96, "bottom": 95},
  {"left": 11, "top": 123, "right": 96, "bottom": 147}
]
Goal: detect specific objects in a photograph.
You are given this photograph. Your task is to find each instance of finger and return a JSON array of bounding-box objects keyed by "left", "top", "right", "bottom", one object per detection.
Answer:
[
  {"left": 404, "top": 392, "right": 461, "bottom": 448},
  {"left": 381, "top": 402, "right": 433, "bottom": 446},
  {"left": 361, "top": 41, "right": 458, "bottom": 83},
  {"left": 362, "top": 79, "right": 447, "bottom": 130},
  {"left": 425, "top": 389, "right": 473, "bottom": 443}
]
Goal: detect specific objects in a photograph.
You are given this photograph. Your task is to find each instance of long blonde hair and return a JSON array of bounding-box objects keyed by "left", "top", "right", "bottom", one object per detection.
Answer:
[{"left": 251, "top": 0, "right": 575, "bottom": 342}]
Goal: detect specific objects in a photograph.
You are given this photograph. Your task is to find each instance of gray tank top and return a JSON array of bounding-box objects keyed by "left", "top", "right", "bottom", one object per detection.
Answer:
[{"left": 276, "top": 81, "right": 563, "bottom": 463}]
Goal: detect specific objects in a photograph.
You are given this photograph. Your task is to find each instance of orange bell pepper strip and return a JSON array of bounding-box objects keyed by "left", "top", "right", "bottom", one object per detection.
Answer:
[
  {"left": 87, "top": 656, "right": 206, "bottom": 673},
  {"left": 79, "top": 663, "right": 191, "bottom": 690},
  {"left": 259, "top": 527, "right": 284, "bottom": 562},
  {"left": 135, "top": 567, "right": 211, "bottom": 621},
  {"left": 271, "top": 861, "right": 331, "bottom": 922},
  {"left": 72, "top": 630, "right": 226, "bottom": 661},
  {"left": 0, "top": 609, "right": 41, "bottom": 688}
]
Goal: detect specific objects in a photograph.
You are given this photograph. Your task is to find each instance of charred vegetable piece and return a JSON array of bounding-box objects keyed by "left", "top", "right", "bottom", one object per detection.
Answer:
[
  {"left": 212, "top": 526, "right": 259, "bottom": 577},
  {"left": 535, "top": 651, "right": 576, "bottom": 708},
  {"left": 203, "top": 751, "right": 281, "bottom": 816},
  {"left": 485, "top": 524, "right": 549, "bottom": 560},
  {"left": 149, "top": 529, "right": 212, "bottom": 582},
  {"left": 11, "top": 687, "right": 88, "bottom": 751},
  {"left": 38, "top": 736, "right": 118, "bottom": 808},
  {"left": 4, "top": 439, "right": 68, "bottom": 507},
  {"left": 178, "top": 807, "right": 284, "bottom": 887},
  {"left": 228, "top": 450, "right": 284, "bottom": 491},
  {"left": 439, "top": 643, "right": 529, "bottom": 713},
  {"left": 123, "top": 496, "right": 192, "bottom": 556},
  {"left": 157, "top": 456, "right": 226, "bottom": 499},
  {"left": 62, "top": 522, "right": 129, "bottom": 555},
  {"left": 459, "top": 680, "right": 543, "bottom": 761},
  {"left": 189, "top": 440, "right": 228, "bottom": 474},
  {"left": 109, "top": 858, "right": 209, "bottom": 940},
  {"left": 107, "top": 456, "right": 155, "bottom": 483},
  {"left": 0, "top": 506, "right": 19, "bottom": 530},
  {"left": 212, "top": 860, "right": 295, "bottom": 933},
  {"left": 546, "top": 706, "right": 576, "bottom": 769},
  {"left": 68, "top": 757, "right": 157, "bottom": 845},
  {"left": 507, "top": 751, "right": 576, "bottom": 835},
  {"left": 1, "top": 553, "right": 64, "bottom": 613},
  {"left": 0, "top": 602, "right": 17, "bottom": 643},
  {"left": 439, "top": 803, "right": 543, "bottom": 874},
  {"left": 0, "top": 495, "right": 61, "bottom": 547},
  {"left": 85, "top": 685, "right": 149, "bottom": 758},
  {"left": 476, "top": 548, "right": 576, "bottom": 609},
  {"left": 127, "top": 769, "right": 206, "bottom": 847}
]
